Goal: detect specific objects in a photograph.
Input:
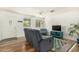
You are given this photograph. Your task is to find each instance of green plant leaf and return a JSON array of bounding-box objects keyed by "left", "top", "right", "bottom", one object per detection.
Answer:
[{"left": 69, "top": 23, "right": 79, "bottom": 36}]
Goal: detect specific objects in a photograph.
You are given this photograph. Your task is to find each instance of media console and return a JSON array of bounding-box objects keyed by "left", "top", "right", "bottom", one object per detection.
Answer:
[{"left": 50, "top": 31, "right": 63, "bottom": 39}]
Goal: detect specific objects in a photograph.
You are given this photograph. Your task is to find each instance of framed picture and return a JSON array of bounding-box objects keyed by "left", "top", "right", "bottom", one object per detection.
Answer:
[{"left": 23, "top": 18, "right": 31, "bottom": 27}]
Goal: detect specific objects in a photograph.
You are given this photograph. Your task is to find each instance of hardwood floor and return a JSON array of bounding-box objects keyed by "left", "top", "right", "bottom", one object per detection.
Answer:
[
  {"left": 0, "top": 37, "right": 79, "bottom": 52},
  {"left": 70, "top": 44, "right": 79, "bottom": 52},
  {"left": 0, "top": 37, "right": 37, "bottom": 52}
]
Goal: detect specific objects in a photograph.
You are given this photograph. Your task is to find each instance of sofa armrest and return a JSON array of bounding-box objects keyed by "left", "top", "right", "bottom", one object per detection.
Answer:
[{"left": 42, "top": 35, "right": 52, "bottom": 39}]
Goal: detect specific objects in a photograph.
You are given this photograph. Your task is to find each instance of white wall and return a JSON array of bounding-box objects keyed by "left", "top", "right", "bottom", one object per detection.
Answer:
[
  {"left": 45, "top": 11, "right": 79, "bottom": 40},
  {"left": 1, "top": 8, "right": 79, "bottom": 41},
  {"left": 0, "top": 11, "right": 25, "bottom": 40},
  {"left": 0, "top": 14, "right": 2, "bottom": 40},
  {"left": 0, "top": 10, "right": 43, "bottom": 40}
]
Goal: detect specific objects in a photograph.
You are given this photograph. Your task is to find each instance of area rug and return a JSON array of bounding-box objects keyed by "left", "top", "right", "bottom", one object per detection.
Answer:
[{"left": 55, "top": 39, "right": 76, "bottom": 52}]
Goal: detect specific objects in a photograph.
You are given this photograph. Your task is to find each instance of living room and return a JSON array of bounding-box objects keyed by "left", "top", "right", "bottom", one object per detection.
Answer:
[{"left": 0, "top": 7, "right": 79, "bottom": 52}]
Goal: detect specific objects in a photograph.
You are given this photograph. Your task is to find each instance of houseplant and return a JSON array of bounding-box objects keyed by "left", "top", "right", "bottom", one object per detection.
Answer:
[{"left": 69, "top": 23, "right": 79, "bottom": 43}]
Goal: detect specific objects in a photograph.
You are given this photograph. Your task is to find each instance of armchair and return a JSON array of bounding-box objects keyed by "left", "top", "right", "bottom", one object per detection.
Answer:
[
  {"left": 24, "top": 28, "right": 53, "bottom": 52},
  {"left": 40, "top": 28, "right": 48, "bottom": 35}
]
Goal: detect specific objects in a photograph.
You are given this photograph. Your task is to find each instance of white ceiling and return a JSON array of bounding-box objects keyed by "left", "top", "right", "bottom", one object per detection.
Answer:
[{"left": 0, "top": 7, "right": 79, "bottom": 17}]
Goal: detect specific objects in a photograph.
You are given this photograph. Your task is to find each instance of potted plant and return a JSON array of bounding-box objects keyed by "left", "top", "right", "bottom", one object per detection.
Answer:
[{"left": 69, "top": 23, "right": 79, "bottom": 43}]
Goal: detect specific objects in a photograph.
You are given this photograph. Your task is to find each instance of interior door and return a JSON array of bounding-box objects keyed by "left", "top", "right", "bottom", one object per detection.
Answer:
[
  {"left": 2, "top": 20, "right": 16, "bottom": 39},
  {"left": 1, "top": 14, "right": 17, "bottom": 39},
  {"left": 0, "top": 12, "right": 24, "bottom": 40}
]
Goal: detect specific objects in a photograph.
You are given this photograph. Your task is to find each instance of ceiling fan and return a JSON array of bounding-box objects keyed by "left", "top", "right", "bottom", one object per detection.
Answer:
[
  {"left": 38, "top": 9, "right": 55, "bottom": 19},
  {"left": 50, "top": 9, "right": 54, "bottom": 12},
  {"left": 39, "top": 9, "right": 55, "bottom": 15}
]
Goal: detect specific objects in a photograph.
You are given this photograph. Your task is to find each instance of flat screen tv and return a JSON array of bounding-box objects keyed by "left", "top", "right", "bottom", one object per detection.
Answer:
[{"left": 52, "top": 25, "right": 61, "bottom": 31}]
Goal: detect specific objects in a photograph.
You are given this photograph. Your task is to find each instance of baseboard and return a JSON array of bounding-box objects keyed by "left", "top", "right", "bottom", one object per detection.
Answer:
[
  {"left": 3, "top": 37, "right": 17, "bottom": 40},
  {"left": 0, "top": 37, "right": 17, "bottom": 43}
]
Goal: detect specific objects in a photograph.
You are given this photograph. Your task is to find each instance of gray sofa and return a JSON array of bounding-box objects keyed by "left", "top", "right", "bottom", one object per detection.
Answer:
[{"left": 24, "top": 28, "right": 53, "bottom": 52}]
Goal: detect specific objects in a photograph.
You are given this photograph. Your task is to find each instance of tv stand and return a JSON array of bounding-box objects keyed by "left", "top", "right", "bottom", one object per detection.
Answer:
[{"left": 50, "top": 31, "right": 63, "bottom": 39}]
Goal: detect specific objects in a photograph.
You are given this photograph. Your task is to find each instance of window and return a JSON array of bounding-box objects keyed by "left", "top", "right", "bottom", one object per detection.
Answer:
[{"left": 23, "top": 18, "right": 31, "bottom": 27}]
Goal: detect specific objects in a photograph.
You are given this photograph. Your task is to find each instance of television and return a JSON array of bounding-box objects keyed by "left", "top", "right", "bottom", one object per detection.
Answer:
[{"left": 52, "top": 25, "right": 61, "bottom": 31}]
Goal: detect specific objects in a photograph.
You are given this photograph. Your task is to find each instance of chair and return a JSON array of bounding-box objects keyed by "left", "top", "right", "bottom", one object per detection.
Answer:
[
  {"left": 24, "top": 28, "right": 53, "bottom": 52},
  {"left": 40, "top": 28, "right": 48, "bottom": 35}
]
